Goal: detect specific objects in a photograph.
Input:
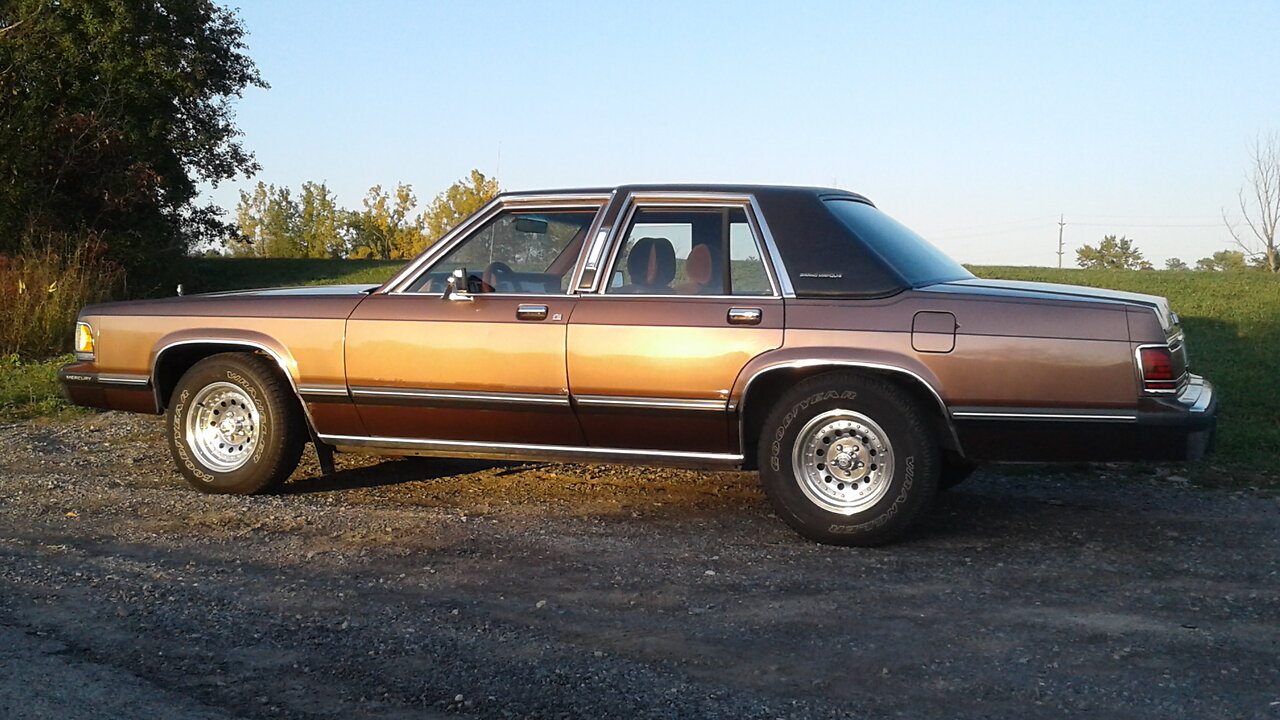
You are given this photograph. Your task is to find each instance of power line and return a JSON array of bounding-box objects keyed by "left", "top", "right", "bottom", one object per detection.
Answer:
[
  {"left": 930, "top": 217, "right": 1053, "bottom": 235},
  {"left": 1070, "top": 221, "right": 1218, "bottom": 226}
]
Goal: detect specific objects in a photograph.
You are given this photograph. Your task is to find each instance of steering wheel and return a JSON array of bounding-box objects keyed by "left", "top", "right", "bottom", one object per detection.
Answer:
[{"left": 481, "top": 261, "right": 514, "bottom": 293}]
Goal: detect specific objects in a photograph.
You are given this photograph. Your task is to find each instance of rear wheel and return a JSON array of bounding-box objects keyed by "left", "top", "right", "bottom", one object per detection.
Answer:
[
  {"left": 757, "top": 372, "right": 940, "bottom": 546},
  {"left": 166, "top": 353, "right": 305, "bottom": 494}
]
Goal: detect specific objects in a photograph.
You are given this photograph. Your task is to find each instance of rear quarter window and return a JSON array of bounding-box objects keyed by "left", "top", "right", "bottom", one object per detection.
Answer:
[{"left": 824, "top": 199, "right": 973, "bottom": 288}]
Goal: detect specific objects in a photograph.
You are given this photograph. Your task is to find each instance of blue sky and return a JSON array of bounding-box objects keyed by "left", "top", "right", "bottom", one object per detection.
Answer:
[{"left": 207, "top": 1, "right": 1280, "bottom": 266}]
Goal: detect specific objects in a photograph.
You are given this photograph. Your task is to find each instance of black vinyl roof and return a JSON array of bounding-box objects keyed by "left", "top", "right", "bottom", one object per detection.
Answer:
[
  {"left": 498, "top": 184, "right": 909, "bottom": 298},
  {"left": 499, "top": 183, "right": 872, "bottom": 204}
]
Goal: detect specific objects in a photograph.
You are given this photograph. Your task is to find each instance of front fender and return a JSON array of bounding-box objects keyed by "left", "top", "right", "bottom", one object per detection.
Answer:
[{"left": 150, "top": 329, "right": 302, "bottom": 411}]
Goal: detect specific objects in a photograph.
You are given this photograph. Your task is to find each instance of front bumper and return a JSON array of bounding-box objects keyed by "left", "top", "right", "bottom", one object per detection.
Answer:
[{"left": 58, "top": 361, "right": 159, "bottom": 414}]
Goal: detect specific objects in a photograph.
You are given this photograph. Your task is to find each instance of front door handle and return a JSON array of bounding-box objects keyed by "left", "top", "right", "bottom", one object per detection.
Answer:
[
  {"left": 516, "top": 304, "right": 549, "bottom": 321},
  {"left": 727, "top": 307, "right": 762, "bottom": 325}
]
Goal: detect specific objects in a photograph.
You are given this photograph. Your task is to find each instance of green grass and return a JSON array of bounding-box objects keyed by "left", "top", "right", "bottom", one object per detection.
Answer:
[
  {"left": 0, "top": 354, "right": 87, "bottom": 422},
  {"left": 968, "top": 266, "right": 1280, "bottom": 469},
  {"left": 186, "top": 257, "right": 403, "bottom": 293}
]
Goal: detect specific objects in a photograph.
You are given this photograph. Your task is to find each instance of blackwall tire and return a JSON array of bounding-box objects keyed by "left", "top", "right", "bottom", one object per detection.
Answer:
[
  {"left": 166, "top": 352, "right": 305, "bottom": 495},
  {"left": 757, "top": 372, "right": 940, "bottom": 546}
]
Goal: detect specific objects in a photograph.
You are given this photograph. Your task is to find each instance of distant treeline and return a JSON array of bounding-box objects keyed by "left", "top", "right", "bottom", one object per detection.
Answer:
[{"left": 226, "top": 170, "right": 498, "bottom": 260}]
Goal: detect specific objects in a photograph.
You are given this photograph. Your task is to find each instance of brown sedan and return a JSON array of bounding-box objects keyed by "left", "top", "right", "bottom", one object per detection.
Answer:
[{"left": 59, "top": 185, "right": 1216, "bottom": 545}]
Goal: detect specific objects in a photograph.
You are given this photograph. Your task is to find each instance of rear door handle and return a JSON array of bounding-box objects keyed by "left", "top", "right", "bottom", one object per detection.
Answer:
[
  {"left": 727, "top": 307, "right": 762, "bottom": 325},
  {"left": 517, "top": 304, "right": 549, "bottom": 321}
]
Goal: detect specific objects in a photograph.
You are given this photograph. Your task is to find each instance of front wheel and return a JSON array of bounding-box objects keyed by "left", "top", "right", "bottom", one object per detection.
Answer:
[
  {"left": 757, "top": 372, "right": 940, "bottom": 546},
  {"left": 166, "top": 352, "right": 305, "bottom": 494}
]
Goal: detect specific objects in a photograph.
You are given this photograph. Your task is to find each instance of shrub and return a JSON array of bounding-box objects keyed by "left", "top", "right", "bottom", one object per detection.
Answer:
[{"left": 0, "top": 234, "right": 126, "bottom": 357}]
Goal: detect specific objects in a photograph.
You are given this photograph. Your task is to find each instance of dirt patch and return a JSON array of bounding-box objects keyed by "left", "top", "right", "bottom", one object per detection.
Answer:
[{"left": 1, "top": 412, "right": 1277, "bottom": 719}]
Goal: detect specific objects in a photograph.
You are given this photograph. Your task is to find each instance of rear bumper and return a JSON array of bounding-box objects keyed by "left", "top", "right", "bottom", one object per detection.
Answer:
[
  {"left": 953, "top": 376, "right": 1217, "bottom": 463},
  {"left": 1135, "top": 376, "right": 1216, "bottom": 460}
]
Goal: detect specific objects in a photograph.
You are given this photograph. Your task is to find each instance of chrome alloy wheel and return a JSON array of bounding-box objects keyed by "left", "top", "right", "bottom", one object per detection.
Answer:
[
  {"left": 184, "top": 381, "right": 261, "bottom": 472},
  {"left": 791, "top": 409, "right": 895, "bottom": 514}
]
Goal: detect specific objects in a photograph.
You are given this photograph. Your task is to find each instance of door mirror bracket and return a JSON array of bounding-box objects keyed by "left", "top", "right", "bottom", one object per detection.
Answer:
[{"left": 443, "top": 268, "right": 473, "bottom": 302}]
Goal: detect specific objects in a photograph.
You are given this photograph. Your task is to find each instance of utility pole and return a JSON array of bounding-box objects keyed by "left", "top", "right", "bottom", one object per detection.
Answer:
[{"left": 1056, "top": 214, "right": 1066, "bottom": 268}]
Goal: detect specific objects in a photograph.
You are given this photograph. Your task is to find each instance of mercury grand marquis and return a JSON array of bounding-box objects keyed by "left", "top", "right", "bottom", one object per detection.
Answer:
[{"left": 59, "top": 185, "right": 1217, "bottom": 545}]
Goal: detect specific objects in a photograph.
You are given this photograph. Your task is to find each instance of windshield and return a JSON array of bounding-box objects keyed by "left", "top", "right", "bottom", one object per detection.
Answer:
[{"left": 824, "top": 199, "right": 973, "bottom": 287}]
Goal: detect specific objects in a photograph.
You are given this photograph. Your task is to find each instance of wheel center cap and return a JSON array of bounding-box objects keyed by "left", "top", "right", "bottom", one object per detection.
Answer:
[
  {"left": 217, "top": 414, "right": 249, "bottom": 443},
  {"left": 834, "top": 452, "right": 855, "bottom": 470}
]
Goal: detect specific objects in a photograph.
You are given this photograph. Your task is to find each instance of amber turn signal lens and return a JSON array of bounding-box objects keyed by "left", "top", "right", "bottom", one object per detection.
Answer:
[{"left": 74, "top": 322, "right": 94, "bottom": 356}]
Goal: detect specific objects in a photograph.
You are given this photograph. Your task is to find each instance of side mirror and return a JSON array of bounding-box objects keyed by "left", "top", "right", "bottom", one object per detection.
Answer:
[{"left": 443, "top": 268, "right": 473, "bottom": 301}]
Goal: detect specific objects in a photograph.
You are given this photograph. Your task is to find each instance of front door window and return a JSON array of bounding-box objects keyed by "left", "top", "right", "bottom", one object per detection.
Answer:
[{"left": 407, "top": 209, "right": 597, "bottom": 294}]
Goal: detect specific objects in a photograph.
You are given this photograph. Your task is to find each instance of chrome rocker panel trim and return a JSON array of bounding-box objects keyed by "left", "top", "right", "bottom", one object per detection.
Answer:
[{"left": 318, "top": 434, "right": 744, "bottom": 468}]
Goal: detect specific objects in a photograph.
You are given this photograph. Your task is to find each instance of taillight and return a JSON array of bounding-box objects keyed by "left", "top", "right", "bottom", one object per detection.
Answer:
[{"left": 1139, "top": 346, "right": 1177, "bottom": 391}]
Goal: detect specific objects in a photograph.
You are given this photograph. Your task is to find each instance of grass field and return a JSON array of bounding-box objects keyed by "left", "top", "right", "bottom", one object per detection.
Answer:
[{"left": 7, "top": 258, "right": 1277, "bottom": 474}]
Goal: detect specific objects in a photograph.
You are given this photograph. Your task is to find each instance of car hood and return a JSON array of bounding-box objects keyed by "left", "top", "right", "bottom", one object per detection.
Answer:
[
  {"left": 80, "top": 284, "right": 380, "bottom": 318},
  {"left": 198, "top": 284, "right": 380, "bottom": 297},
  {"left": 930, "top": 278, "right": 1177, "bottom": 331}
]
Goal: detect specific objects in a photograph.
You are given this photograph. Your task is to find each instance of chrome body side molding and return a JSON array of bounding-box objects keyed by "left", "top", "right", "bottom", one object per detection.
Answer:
[
  {"left": 98, "top": 373, "right": 151, "bottom": 386},
  {"left": 349, "top": 386, "right": 570, "bottom": 408},
  {"left": 950, "top": 409, "right": 1138, "bottom": 423},
  {"left": 344, "top": 387, "right": 730, "bottom": 413},
  {"left": 574, "top": 395, "right": 726, "bottom": 411}
]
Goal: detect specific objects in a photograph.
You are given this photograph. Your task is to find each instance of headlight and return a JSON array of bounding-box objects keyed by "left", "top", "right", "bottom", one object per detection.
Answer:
[{"left": 74, "top": 321, "right": 95, "bottom": 360}]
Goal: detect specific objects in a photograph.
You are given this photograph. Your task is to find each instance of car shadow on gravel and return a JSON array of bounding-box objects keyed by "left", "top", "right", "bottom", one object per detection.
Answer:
[{"left": 279, "top": 455, "right": 514, "bottom": 495}]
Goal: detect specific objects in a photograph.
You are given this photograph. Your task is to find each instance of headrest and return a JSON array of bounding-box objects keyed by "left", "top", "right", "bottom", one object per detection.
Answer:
[
  {"left": 685, "top": 243, "right": 713, "bottom": 285},
  {"left": 627, "top": 237, "right": 676, "bottom": 287}
]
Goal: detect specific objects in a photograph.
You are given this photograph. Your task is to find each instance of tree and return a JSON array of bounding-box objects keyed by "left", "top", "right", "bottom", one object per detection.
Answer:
[
  {"left": 0, "top": 1, "right": 265, "bottom": 284},
  {"left": 420, "top": 170, "right": 501, "bottom": 253},
  {"left": 230, "top": 182, "right": 303, "bottom": 258},
  {"left": 1223, "top": 133, "right": 1280, "bottom": 273},
  {"left": 298, "top": 181, "right": 343, "bottom": 258},
  {"left": 1076, "top": 235, "right": 1153, "bottom": 270},
  {"left": 348, "top": 184, "right": 425, "bottom": 259},
  {"left": 1195, "top": 249, "right": 1248, "bottom": 272},
  {"left": 1164, "top": 257, "right": 1189, "bottom": 271}
]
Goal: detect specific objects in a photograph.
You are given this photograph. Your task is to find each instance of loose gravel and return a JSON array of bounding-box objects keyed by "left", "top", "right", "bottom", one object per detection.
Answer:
[{"left": 1, "top": 412, "right": 1277, "bottom": 719}]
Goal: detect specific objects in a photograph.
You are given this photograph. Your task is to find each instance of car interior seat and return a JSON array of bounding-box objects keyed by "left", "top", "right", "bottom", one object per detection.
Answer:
[
  {"left": 674, "top": 243, "right": 716, "bottom": 294},
  {"left": 618, "top": 237, "right": 676, "bottom": 293}
]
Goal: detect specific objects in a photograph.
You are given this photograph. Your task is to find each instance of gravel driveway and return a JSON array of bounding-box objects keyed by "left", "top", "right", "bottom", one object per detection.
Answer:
[{"left": 1, "top": 412, "right": 1277, "bottom": 719}]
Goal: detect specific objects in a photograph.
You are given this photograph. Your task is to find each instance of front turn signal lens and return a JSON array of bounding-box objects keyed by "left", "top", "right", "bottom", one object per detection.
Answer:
[{"left": 74, "top": 322, "right": 95, "bottom": 358}]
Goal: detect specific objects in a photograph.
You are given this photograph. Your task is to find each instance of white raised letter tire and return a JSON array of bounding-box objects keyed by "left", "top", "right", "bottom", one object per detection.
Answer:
[
  {"left": 166, "top": 352, "right": 305, "bottom": 495},
  {"left": 757, "top": 371, "right": 940, "bottom": 546}
]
